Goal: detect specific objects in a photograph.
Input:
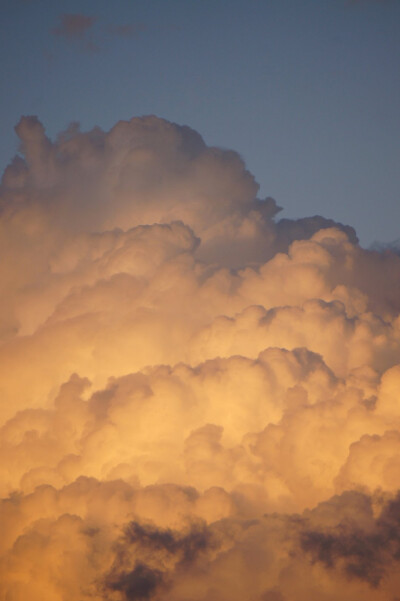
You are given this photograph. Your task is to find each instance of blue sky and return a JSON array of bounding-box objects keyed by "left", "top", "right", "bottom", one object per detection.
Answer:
[{"left": 1, "top": 0, "right": 399, "bottom": 246}]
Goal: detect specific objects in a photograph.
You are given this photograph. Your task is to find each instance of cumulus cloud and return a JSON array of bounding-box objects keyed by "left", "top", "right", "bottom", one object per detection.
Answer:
[{"left": 1, "top": 114, "right": 400, "bottom": 599}]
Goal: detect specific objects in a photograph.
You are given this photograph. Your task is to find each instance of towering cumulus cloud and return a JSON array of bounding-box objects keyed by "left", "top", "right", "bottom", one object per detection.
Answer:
[{"left": 1, "top": 115, "right": 400, "bottom": 600}]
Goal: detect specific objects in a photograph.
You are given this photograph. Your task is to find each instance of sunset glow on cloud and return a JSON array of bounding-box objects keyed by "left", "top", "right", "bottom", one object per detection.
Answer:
[{"left": 1, "top": 115, "right": 400, "bottom": 600}]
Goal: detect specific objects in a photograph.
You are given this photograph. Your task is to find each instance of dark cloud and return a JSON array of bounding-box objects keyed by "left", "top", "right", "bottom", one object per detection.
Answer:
[
  {"left": 121, "top": 520, "right": 211, "bottom": 565},
  {"left": 104, "top": 521, "right": 213, "bottom": 599},
  {"left": 300, "top": 491, "right": 400, "bottom": 587},
  {"left": 275, "top": 214, "right": 358, "bottom": 251},
  {"left": 107, "top": 563, "right": 163, "bottom": 601}
]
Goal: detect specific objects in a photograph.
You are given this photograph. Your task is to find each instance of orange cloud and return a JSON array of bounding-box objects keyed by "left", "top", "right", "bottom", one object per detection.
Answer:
[{"left": 1, "top": 115, "right": 400, "bottom": 599}]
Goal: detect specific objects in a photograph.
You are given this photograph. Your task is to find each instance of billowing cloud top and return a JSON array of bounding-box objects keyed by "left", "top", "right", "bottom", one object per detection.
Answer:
[{"left": 1, "top": 115, "right": 400, "bottom": 600}]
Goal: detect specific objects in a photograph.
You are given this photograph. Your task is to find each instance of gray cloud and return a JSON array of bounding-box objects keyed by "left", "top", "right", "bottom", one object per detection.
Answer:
[
  {"left": 301, "top": 491, "right": 400, "bottom": 587},
  {"left": 52, "top": 13, "right": 96, "bottom": 40},
  {"left": 52, "top": 13, "right": 98, "bottom": 53},
  {"left": 107, "top": 563, "right": 164, "bottom": 601},
  {"left": 104, "top": 521, "right": 213, "bottom": 600}
]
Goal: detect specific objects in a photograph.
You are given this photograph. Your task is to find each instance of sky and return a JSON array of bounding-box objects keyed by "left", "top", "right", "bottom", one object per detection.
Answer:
[
  {"left": 2, "top": 2, "right": 400, "bottom": 601},
  {"left": 1, "top": 0, "right": 399, "bottom": 246}
]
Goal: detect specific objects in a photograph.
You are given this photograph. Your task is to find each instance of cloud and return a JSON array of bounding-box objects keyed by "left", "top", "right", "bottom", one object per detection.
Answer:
[
  {"left": 52, "top": 13, "right": 96, "bottom": 39},
  {"left": 107, "top": 563, "right": 164, "bottom": 600},
  {"left": 104, "top": 521, "right": 212, "bottom": 599},
  {"left": 52, "top": 14, "right": 98, "bottom": 52},
  {"left": 300, "top": 491, "right": 400, "bottom": 587},
  {"left": 1, "top": 114, "right": 400, "bottom": 599}
]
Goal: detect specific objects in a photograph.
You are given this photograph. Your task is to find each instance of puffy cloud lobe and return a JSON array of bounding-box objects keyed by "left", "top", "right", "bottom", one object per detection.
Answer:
[
  {"left": 336, "top": 430, "right": 400, "bottom": 493},
  {"left": 0, "top": 348, "right": 346, "bottom": 501},
  {"left": 2, "top": 115, "right": 258, "bottom": 239},
  {"left": 1, "top": 115, "right": 400, "bottom": 599}
]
